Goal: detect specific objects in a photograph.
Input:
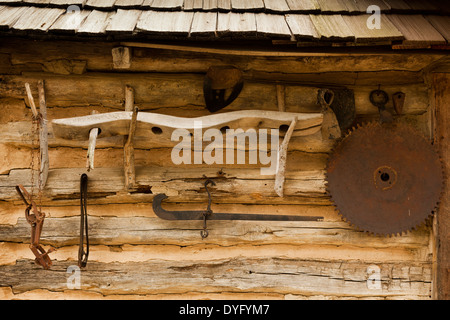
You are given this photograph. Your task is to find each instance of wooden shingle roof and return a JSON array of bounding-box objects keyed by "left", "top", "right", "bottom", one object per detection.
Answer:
[{"left": 0, "top": 0, "right": 449, "bottom": 48}]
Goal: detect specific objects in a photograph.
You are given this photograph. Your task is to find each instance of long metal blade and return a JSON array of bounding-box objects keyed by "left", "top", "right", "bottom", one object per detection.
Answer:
[{"left": 152, "top": 194, "right": 323, "bottom": 222}]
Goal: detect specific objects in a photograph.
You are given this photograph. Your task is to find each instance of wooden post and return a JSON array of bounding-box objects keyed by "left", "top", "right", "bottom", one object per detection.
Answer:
[
  {"left": 276, "top": 85, "right": 286, "bottom": 112},
  {"left": 25, "top": 82, "right": 49, "bottom": 188},
  {"left": 24, "top": 83, "right": 38, "bottom": 118},
  {"left": 37, "top": 80, "right": 49, "bottom": 188},
  {"left": 274, "top": 116, "right": 298, "bottom": 197},
  {"left": 124, "top": 85, "right": 137, "bottom": 189},
  {"left": 433, "top": 73, "right": 450, "bottom": 300},
  {"left": 86, "top": 110, "right": 99, "bottom": 171}
]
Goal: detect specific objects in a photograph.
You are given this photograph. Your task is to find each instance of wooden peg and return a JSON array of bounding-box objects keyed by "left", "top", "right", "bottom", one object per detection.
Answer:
[
  {"left": 276, "top": 85, "right": 286, "bottom": 112},
  {"left": 123, "top": 85, "right": 137, "bottom": 189},
  {"left": 86, "top": 110, "right": 99, "bottom": 171},
  {"left": 124, "top": 106, "right": 138, "bottom": 189},
  {"left": 25, "top": 83, "right": 39, "bottom": 118},
  {"left": 274, "top": 116, "right": 298, "bottom": 197},
  {"left": 37, "top": 80, "right": 49, "bottom": 188}
]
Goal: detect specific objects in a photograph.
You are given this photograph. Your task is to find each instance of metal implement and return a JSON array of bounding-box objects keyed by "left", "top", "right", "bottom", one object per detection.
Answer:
[
  {"left": 203, "top": 65, "right": 244, "bottom": 113},
  {"left": 392, "top": 92, "right": 406, "bottom": 115},
  {"left": 78, "top": 174, "right": 89, "bottom": 268},
  {"left": 369, "top": 89, "right": 393, "bottom": 123},
  {"left": 153, "top": 180, "right": 323, "bottom": 239},
  {"left": 15, "top": 185, "right": 54, "bottom": 269},
  {"left": 326, "top": 122, "right": 443, "bottom": 236}
]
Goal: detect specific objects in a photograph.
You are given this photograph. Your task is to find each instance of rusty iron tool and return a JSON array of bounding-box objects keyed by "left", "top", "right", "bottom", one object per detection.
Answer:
[
  {"left": 15, "top": 185, "right": 54, "bottom": 269},
  {"left": 203, "top": 65, "right": 244, "bottom": 113},
  {"left": 392, "top": 92, "right": 406, "bottom": 115},
  {"left": 78, "top": 174, "right": 89, "bottom": 268},
  {"left": 369, "top": 89, "right": 393, "bottom": 123},
  {"left": 326, "top": 122, "right": 443, "bottom": 236},
  {"left": 153, "top": 180, "right": 323, "bottom": 239}
]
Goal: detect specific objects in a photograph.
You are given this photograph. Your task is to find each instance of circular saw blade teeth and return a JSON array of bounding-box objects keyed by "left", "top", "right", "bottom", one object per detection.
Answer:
[{"left": 325, "top": 121, "right": 444, "bottom": 237}]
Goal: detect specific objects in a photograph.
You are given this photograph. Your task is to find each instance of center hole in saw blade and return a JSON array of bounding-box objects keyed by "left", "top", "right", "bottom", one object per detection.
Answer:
[{"left": 380, "top": 172, "right": 390, "bottom": 182}]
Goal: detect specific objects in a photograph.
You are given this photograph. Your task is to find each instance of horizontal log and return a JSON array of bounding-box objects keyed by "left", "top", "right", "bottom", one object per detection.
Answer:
[
  {"left": 1, "top": 38, "right": 444, "bottom": 75},
  {"left": 0, "top": 120, "right": 336, "bottom": 152},
  {"left": 0, "top": 73, "right": 429, "bottom": 116},
  {"left": 0, "top": 216, "right": 431, "bottom": 248},
  {"left": 0, "top": 167, "right": 328, "bottom": 205},
  {"left": 0, "top": 258, "right": 432, "bottom": 298}
]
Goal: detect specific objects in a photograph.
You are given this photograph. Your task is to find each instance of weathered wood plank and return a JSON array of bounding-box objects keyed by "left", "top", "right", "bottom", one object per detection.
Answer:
[
  {"left": 50, "top": 110, "right": 323, "bottom": 140},
  {"left": 49, "top": 9, "right": 92, "bottom": 33},
  {"left": 190, "top": 12, "right": 217, "bottom": 36},
  {"left": 0, "top": 166, "right": 328, "bottom": 205},
  {"left": 0, "top": 215, "right": 432, "bottom": 247},
  {"left": 285, "top": 14, "right": 320, "bottom": 39},
  {"left": 309, "top": 14, "right": 355, "bottom": 41},
  {"left": 217, "top": 12, "right": 257, "bottom": 36},
  {"left": 342, "top": 14, "right": 403, "bottom": 43},
  {"left": 106, "top": 9, "right": 141, "bottom": 33},
  {"left": 77, "top": 10, "right": 114, "bottom": 34},
  {"left": 11, "top": 7, "right": 65, "bottom": 31},
  {"left": 0, "top": 258, "right": 432, "bottom": 298},
  {"left": 255, "top": 13, "right": 292, "bottom": 38},
  {"left": 387, "top": 14, "right": 446, "bottom": 45},
  {"left": 263, "top": 0, "right": 290, "bottom": 12},
  {"left": 136, "top": 11, "right": 194, "bottom": 35},
  {"left": 434, "top": 73, "right": 450, "bottom": 300}
]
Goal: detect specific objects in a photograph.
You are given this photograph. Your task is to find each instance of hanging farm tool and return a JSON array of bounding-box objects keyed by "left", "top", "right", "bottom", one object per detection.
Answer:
[
  {"left": 325, "top": 87, "right": 443, "bottom": 236},
  {"left": 15, "top": 185, "right": 55, "bottom": 269},
  {"left": 152, "top": 180, "right": 323, "bottom": 239},
  {"left": 78, "top": 174, "right": 89, "bottom": 268}
]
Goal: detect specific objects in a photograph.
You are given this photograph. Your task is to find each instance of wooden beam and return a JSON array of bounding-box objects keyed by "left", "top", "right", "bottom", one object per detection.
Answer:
[
  {"left": 86, "top": 110, "right": 99, "bottom": 171},
  {"left": 124, "top": 107, "right": 138, "bottom": 189},
  {"left": 112, "top": 46, "right": 131, "bottom": 69},
  {"left": 37, "top": 80, "right": 49, "bottom": 188},
  {"left": 433, "top": 73, "right": 450, "bottom": 300},
  {"left": 274, "top": 116, "right": 298, "bottom": 197},
  {"left": 24, "top": 83, "right": 38, "bottom": 118}
]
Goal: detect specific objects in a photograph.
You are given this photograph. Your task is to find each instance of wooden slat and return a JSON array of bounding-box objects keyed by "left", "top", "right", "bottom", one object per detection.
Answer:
[
  {"left": 381, "top": 0, "right": 411, "bottom": 11},
  {"left": 49, "top": 10, "right": 91, "bottom": 32},
  {"left": 230, "top": 0, "right": 264, "bottom": 12},
  {"left": 114, "top": 0, "right": 144, "bottom": 8},
  {"left": 0, "top": 258, "right": 432, "bottom": 298},
  {"left": 0, "top": 6, "right": 29, "bottom": 29},
  {"left": 315, "top": 0, "right": 348, "bottom": 12},
  {"left": 285, "top": 0, "right": 319, "bottom": 12},
  {"left": 342, "top": 14, "right": 403, "bottom": 43},
  {"left": 136, "top": 11, "right": 194, "bottom": 35},
  {"left": 22, "top": 0, "right": 51, "bottom": 5},
  {"left": 11, "top": 7, "right": 64, "bottom": 31},
  {"left": 353, "top": 0, "right": 390, "bottom": 12},
  {"left": 285, "top": 14, "right": 319, "bottom": 39},
  {"left": 217, "top": 12, "right": 256, "bottom": 36},
  {"left": 149, "top": 0, "right": 183, "bottom": 10},
  {"left": 203, "top": 0, "right": 218, "bottom": 11},
  {"left": 190, "top": 12, "right": 217, "bottom": 36},
  {"left": 77, "top": 10, "right": 114, "bottom": 34},
  {"left": 106, "top": 9, "right": 141, "bottom": 33},
  {"left": 387, "top": 14, "right": 446, "bottom": 45},
  {"left": 217, "top": 0, "right": 231, "bottom": 11},
  {"left": 185, "top": 0, "right": 203, "bottom": 10},
  {"left": 263, "top": 0, "right": 290, "bottom": 13},
  {"left": 48, "top": 0, "right": 86, "bottom": 6},
  {"left": 426, "top": 15, "right": 450, "bottom": 42},
  {"left": 434, "top": 73, "right": 450, "bottom": 300},
  {"left": 255, "top": 13, "right": 292, "bottom": 38},
  {"left": 403, "top": 0, "right": 440, "bottom": 12},
  {"left": 85, "top": 0, "right": 117, "bottom": 9},
  {"left": 309, "top": 14, "right": 354, "bottom": 41}
]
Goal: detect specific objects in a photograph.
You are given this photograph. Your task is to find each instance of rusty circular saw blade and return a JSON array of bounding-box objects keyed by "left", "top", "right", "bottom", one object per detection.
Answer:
[{"left": 326, "top": 122, "right": 443, "bottom": 236}]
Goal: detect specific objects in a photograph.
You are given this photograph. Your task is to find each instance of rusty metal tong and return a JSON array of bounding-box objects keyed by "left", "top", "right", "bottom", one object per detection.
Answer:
[{"left": 15, "top": 185, "right": 54, "bottom": 269}]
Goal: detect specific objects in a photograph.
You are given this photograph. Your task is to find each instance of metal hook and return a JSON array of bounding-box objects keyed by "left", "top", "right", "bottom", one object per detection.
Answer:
[{"left": 201, "top": 180, "right": 216, "bottom": 239}]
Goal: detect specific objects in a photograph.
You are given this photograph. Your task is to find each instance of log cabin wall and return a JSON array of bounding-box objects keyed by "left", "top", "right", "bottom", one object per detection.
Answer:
[{"left": 0, "top": 36, "right": 448, "bottom": 300}]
